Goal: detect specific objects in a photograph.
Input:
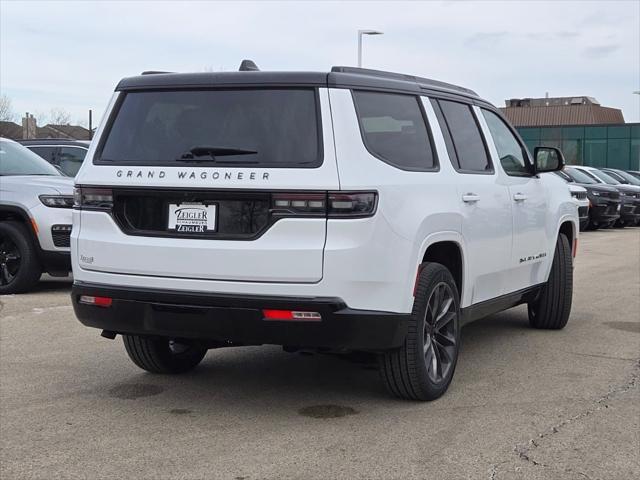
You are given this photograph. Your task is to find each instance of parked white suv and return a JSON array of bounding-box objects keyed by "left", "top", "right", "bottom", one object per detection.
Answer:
[
  {"left": 0, "top": 138, "right": 74, "bottom": 293},
  {"left": 71, "top": 65, "right": 578, "bottom": 400}
]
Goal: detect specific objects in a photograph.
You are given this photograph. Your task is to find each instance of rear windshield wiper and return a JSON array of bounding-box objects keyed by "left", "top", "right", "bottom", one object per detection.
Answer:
[{"left": 176, "top": 145, "right": 258, "bottom": 162}]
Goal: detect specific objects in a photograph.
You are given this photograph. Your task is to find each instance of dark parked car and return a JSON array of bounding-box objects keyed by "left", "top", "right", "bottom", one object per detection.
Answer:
[
  {"left": 570, "top": 166, "right": 640, "bottom": 227},
  {"left": 559, "top": 168, "right": 621, "bottom": 229},
  {"left": 19, "top": 139, "right": 90, "bottom": 177},
  {"left": 602, "top": 168, "right": 640, "bottom": 186},
  {"left": 601, "top": 168, "right": 640, "bottom": 226}
]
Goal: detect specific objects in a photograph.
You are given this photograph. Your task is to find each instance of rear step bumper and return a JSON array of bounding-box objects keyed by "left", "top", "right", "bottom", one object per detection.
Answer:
[{"left": 71, "top": 283, "right": 410, "bottom": 351}]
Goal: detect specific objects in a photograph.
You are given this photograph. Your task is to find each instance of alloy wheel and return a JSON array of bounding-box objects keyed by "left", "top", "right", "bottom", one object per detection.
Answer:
[
  {"left": 423, "top": 282, "right": 457, "bottom": 384},
  {"left": 0, "top": 237, "right": 21, "bottom": 286}
]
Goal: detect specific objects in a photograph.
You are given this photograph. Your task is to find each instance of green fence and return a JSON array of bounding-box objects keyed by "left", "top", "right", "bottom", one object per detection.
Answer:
[{"left": 516, "top": 123, "right": 640, "bottom": 170}]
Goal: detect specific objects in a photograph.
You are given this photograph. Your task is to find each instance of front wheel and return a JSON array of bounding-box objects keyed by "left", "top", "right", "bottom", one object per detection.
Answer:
[
  {"left": 0, "top": 221, "right": 42, "bottom": 294},
  {"left": 123, "top": 335, "right": 208, "bottom": 373},
  {"left": 528, "top": 233, "right": 573, "bottom": 329},
  {"left": 379, "top": 262, "right": 460, "bottom": 401}
]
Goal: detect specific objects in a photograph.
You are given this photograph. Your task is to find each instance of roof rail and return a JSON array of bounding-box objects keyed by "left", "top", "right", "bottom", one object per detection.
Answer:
[
  {"left": 330, "top": 66, "right": 477, "bottom": 97},
  {"left": 140, "top": 71, "right": 173, "bottom": 75}
]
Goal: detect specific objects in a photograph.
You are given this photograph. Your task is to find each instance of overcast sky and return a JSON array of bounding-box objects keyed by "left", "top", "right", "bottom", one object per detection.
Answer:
[{"left": 1, "top": 0, "right": 638, "bottom": 126}]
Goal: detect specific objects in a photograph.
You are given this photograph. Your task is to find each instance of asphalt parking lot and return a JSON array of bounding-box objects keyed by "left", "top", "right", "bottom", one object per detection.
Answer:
[{"left": 1, "top": 229, "right": 638, "bottom": 480}]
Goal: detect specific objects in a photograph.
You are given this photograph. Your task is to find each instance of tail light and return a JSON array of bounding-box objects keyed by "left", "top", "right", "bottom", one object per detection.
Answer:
[
  {"left": 328, "top": 192, "right": 377, "bottom": 218},
  {"left": 271, "top": 191, "right": 377, "bottom": 219},
  {"left": 74, "top": 187, "right": 113, "bottom": 211},
  {"left": 271, "top": 193, "right": 326, "bottom": 216}
]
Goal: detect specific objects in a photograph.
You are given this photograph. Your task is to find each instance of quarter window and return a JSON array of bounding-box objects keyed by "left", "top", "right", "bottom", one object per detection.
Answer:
[
  {"left": 438, "top": 100, "right": 491, "bottom": 173},
  {"left": 481, "top": 109, "right": 530, "bottom": 176},
  {"left": 28, "top": 146, "right": 56, "bottom": 163},
  {"left": 59, "top": 147, "right": 87, "bottom": 176},
  {"left": 353, "top": 91, "right": 437, "bottom": 171}
]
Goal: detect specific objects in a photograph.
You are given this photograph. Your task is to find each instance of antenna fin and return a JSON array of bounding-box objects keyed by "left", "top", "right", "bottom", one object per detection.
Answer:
[{"left": 239, "top": 60, "right": 259, "bottom": 71}]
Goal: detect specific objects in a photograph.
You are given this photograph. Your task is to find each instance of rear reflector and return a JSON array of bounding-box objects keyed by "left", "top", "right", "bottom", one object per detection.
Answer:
[
  {"left": 79, "top": 295, "right": 113, "bottom": 307},
  {"left": 263, "top": 309, "right": 322, "bottom": 321}
]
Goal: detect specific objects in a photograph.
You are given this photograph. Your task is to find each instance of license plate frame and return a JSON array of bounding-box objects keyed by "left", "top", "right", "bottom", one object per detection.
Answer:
[{"left": 167, "top": 202, "right": 217, "bottom": 234}]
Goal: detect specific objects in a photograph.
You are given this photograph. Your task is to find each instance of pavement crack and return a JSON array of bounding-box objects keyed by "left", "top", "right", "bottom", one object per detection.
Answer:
[
  {"left": 570, "top": 351, "right": 637, "bottom": 362},
  {"left": 488, "top": 461, "right": 509, "bottom": 479},
  {"left": 511, "top": 360, "right": 639, "bottom": 474},
  {"left": 489, "top": 361, "right": 640, "bottom": 479}
]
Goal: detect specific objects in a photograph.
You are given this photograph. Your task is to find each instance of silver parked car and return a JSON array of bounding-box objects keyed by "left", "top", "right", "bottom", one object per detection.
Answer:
[{"left": 0, "top": 138, "right": 74, "bottom": 293}]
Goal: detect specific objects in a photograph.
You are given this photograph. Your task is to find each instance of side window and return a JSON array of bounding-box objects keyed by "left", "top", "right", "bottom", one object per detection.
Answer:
[
  {"left": 58, "top": 147, "right": 87, "bottom": 176},
  {"left": 438, "top": 100, "right": 492, "bottom": 173},
  {"left": 481, "top": 109, "right": 530, "bottom": 176},
  {"left": 352, "top": 90, "right": 437, "bottom": 171},
  {"left": 28, "top": 146, "right": 56, "bottom": 163}
]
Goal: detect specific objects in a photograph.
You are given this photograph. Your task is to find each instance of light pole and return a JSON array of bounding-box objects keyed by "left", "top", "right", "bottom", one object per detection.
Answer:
[{"left": 357, "top": 29, "right": 383, "bottom": 68}]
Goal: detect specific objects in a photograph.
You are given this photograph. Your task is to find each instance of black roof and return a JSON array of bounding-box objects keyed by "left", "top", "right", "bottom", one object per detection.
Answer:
[
  {"left": 18, "top": 139, "right": 90, "bottom": 147},
  {"left": 115, "top": 66, "right": 485, "bottom": 104}
]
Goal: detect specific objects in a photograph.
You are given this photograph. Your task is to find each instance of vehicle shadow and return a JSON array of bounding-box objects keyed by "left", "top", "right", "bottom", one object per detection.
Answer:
[
  {"left": 33, "top": 275, "right": 73, "bottom": 292},
  {"left": 99, "top": 307, "right": 533, "bottom": 414}
]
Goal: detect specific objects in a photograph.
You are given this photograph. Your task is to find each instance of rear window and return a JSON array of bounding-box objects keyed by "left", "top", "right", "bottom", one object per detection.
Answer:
[
  {"left": 97, "top": 89, "right": 322, "bottom": 167},
  {"left": 352, "top": 91, "right": 437, "bottom": 171}
]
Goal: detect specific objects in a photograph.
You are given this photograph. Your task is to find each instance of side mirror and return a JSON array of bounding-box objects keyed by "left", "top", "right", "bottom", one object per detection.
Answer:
[{"left": 533, "top": 147, "right": 565, "bottom": 173}]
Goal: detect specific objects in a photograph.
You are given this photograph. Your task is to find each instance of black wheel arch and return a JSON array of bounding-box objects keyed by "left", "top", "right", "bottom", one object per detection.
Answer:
[
  {"left": 0, "top": 205, "right": 55, "bottom": 269},
  {"left": 558, "top": 220, "right": 575, "bottom": 256},
  {"left": 0, "top": 205, "right": 39, "bottom": 245},
  {"left": 421, "top": 241, "right": 463, "bottom": 300}
]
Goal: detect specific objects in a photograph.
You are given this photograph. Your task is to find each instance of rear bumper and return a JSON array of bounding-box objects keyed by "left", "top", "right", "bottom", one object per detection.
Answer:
[{"left": 71, "top": 283, "right": 410, "bottom": 351}]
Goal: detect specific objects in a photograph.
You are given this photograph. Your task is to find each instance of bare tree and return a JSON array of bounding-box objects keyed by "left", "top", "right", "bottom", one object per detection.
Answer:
[
  {"left": 49, "top": 107, "right": 71, "bottom": 125},
  {"left": 0, "top": 95, "right": 15, "bottom": 122},
  {"left": 33, "top": 110, "right": 48, "bottom": 125}
]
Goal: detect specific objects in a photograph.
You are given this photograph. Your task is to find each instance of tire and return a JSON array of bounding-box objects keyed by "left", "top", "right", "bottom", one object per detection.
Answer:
[
  {"left": 528, "top": 233, "right": 573, "bottom": 330},
  {"left": 0, "top": 221, "right": 42, "bottom": 294},
  {"left": 123, "top": 335, "right": 208, "bottom": 374},
  {"left": 379, "top": 262, "right": 460, "bottom": 401}
]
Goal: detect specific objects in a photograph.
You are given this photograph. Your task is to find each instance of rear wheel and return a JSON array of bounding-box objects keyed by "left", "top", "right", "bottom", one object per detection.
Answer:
[
  {"left": 379, "top": 262, "right": 460, "bottom": 401},
  {"left": 0, "top": 221, "right": 42, "bottom": 294},
  {"left": 528, "top": 233, "right": 573, "bottom": 329},
  {"left": 123, "top": 335, "right": 207, "bottom": 373}
]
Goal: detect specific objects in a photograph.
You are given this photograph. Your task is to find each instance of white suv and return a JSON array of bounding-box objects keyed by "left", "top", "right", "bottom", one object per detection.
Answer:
[
  {"left": 71, "top": 65, "right": 578, "bottom": 400},
  {"left": 0, "top": 138, "right": 74, "bottom": 293}
]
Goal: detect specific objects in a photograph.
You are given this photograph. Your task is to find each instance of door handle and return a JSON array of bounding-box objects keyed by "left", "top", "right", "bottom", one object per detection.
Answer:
[
  {"left": 513, "top": 192, "right": 528, "bottom": 202},
  {"left": 462, "top": 193, "right": 480, "bottom": 203}
]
